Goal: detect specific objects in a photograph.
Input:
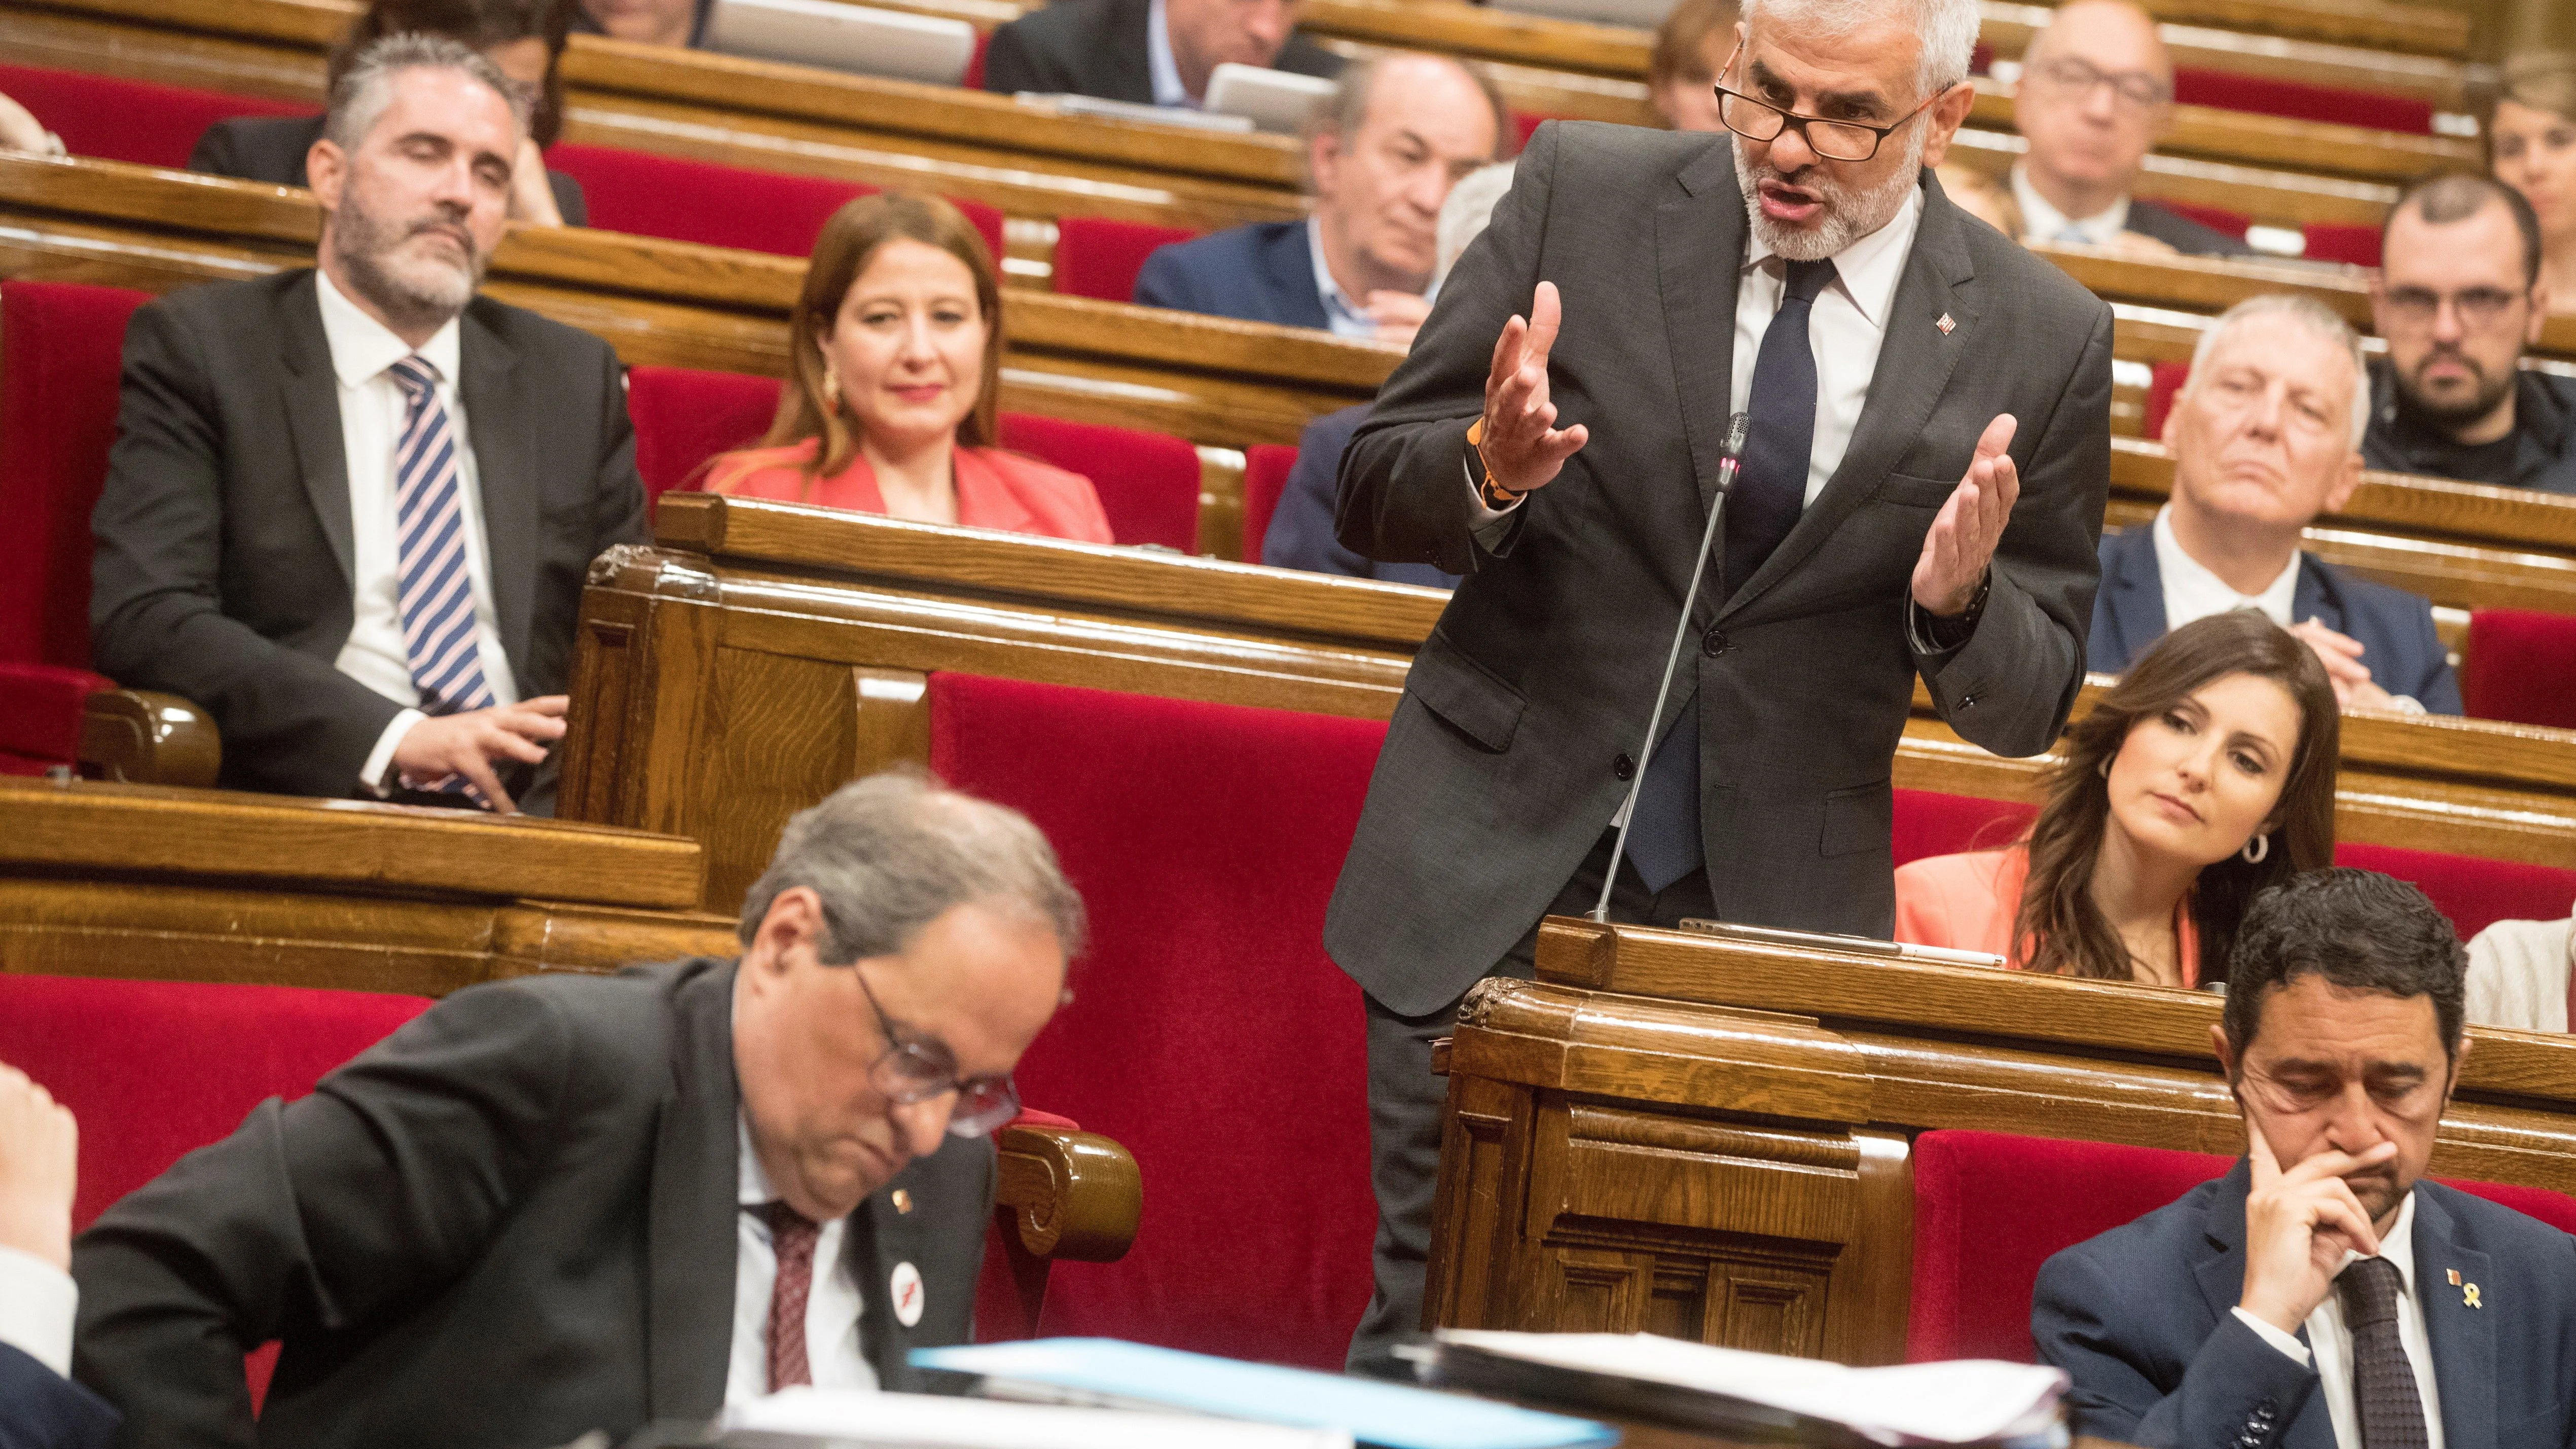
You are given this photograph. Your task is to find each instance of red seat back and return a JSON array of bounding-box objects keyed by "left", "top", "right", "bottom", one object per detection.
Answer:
[
  {"left": 1053, "top": 216, "right": 1195, "bottom": 303},
  {"left": 0, "top": 662, "right": 113, "bottom": 776},
  {"left": 2463, "top": 609, "right": 2576, "bottom": 731},
  {"left": 2171, "top": 69, "right": 2433, "bottom": 134},
  {"left": 0, "top": 64, "right": 309, "bottom": 169},
  {"left": 2334, "top": 842, "right": 2576, "bottom": 941},
  {"left": 0, "top": 280, "right": 152, "bottom": 670},
  {"left": 996, "top": 413, "right": 1200, "bottom": 551},
  {"left": 625, "top": 366, "right": 784, "bottom": 507},
  {"left": 1908, "top": 1129, "right": 2576, "bottom": 1364},
  {"left": 1892, "top": 788, "right": 2035, "bottom": 866},
  {"left": 928, "top": 672, "right": 1384, "bottom": 1367},
  {"left": 546, "top": 144, "right": 1006, "bottom": 262},
  {"left": 2301, "top": 224, "right": 2381, "bottom": 268},
  {"left": 1242, "top": 444, "right": 1298, "bottom": 564},
  {"left": 2144, "top": 359, "right": 2191, "bottom": 442}
]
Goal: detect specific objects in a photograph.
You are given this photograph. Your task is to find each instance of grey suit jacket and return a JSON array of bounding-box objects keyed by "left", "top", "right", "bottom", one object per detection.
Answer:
[
  {"left": 1328, "top": 123, "right": 2112, "bottom": 1015},
  {"left": 70, "top": 959, "right": 995, "bottom": 1449},
  {"left": 89, "top": 270, "right": 647, "bottom": 800}
]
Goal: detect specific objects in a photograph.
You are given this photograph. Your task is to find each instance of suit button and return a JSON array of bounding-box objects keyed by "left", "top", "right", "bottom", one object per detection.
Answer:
[
  {"left": 1701, "top": 627, "right": 1730, "bottom": 657},
  {"left": 1613, "top": 753, "right": 1636, "bottom": 781}
]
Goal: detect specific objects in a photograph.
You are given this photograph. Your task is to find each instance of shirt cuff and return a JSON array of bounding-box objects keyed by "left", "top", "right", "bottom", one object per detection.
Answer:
[
  {"left": 0, "top": 1244, "right": 77, "bottom": 1377},
  {"left": 1464, "top": 456, "right": 1521, "bottom": 547},
  {"left": 2232, "top": 1306, "right": 2311, "bottom": 1367},
  {"left": 360, "top": 708, "right": 427, "bottom": 796}
]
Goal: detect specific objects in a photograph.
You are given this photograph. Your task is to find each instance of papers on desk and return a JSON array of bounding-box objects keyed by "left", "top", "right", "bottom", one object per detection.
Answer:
[
  {"left": 709, "top": 1386, "right": 1349, "bottom": 1448},
  {"left": 910, "top": 1338, "right": 1618, "bottom": 1449},
  {"left": 1423, "top": 1331, "right": 2068, "bottom": 1447}
]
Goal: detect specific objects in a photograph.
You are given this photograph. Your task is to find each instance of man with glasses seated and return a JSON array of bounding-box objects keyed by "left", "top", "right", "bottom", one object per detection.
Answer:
[
  {"left": 2009, "top": 0, "right": 2251, "bottom": 258},
  {"left": 71, "top": 771, "right": 1084, "bottom": 1448},
  {"left": 2366, "top": 173, "right": 2576, "bottom": 496}
]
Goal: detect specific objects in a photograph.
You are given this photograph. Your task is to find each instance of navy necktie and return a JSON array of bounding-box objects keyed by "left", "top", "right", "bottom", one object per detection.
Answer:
[
  {"left": 2337, "top": 1256, "right": 2429, "bottom": 1449},
  {"left": 1620, "top": 258, "right": 1837, "bottom": 897}
]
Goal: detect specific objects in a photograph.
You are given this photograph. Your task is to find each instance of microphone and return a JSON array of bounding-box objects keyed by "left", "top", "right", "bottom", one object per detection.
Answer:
[{"left": 1590, "top": 411, "right": 1750, "bottom": 923}]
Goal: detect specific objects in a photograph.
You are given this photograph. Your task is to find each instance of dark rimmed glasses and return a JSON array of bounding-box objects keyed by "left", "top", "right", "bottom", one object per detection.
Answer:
[
  {"left": 1712, "top": 80, "right": 1944, "bottom": 163},
  {"left": 853, "top": 962, "right": 1022, "bottom": 1139}
]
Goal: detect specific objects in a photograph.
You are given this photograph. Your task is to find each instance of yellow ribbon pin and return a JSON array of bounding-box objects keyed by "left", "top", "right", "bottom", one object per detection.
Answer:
[{"left": 2464, "top": 1283, "right": 2482, "bottom": 1309}]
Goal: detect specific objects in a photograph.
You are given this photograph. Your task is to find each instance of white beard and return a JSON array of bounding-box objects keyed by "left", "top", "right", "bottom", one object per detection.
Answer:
[{"left": 1734, "top": 124, "right": 1927, "bottom": 261}]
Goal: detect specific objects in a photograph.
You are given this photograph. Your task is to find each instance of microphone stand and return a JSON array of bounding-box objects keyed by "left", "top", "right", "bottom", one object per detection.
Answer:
[{"left": 1590, "top": 412, "right": 1750, "bottom": 923}]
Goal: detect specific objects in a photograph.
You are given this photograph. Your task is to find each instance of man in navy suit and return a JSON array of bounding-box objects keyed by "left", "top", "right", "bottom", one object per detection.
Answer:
[
  {"left": 1133, "top": 53, "right": 1506, "bottom": 339},
  {"left": 2092, "top": 294, "right": 2459, "bottom": 714},
  {"left": 0, "top": 1063, "right": 116, "bottom": 1449},
  {"left": 2036, "top": 868, "right": 2576, "bottom": 1449}
]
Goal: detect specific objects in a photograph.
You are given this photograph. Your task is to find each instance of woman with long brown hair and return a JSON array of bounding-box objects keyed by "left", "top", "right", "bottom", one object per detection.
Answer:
[
  {"left": 1896, "top": 611, "right": 2340, "bottom": 987},
  {"left": 705, "top": 193, "right": 1113, "bottom": 542}
]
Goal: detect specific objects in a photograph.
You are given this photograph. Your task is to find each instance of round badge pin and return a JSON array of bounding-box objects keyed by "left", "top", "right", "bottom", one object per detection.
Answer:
[{"left": 890, "top": 1260, "right": 925, "bottom": 1328}]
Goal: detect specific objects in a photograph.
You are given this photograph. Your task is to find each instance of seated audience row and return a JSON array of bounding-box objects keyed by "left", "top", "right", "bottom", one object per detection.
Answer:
[
  {"left": 190, "top": 0, "right": 587, "bottom": 228},
  {"left": 1133, "top": 53, "right": 1508, "bottom": 342},
  {"left": 1899, "top": 611, "right": 2338, "bottom": 986},
  {"left": 982, "top": 0, "right": 1341, "bottom": 108}
]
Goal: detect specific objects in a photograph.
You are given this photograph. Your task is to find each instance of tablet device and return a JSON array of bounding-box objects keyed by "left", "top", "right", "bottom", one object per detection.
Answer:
[
  {"left": 706, "top": 0, "right": 978, "bottom": 87},
  {"left": 1203, "top": 62, "right": 1337, "bottom": 133},
  {"left": 1485, "top": 0, "right": 1669, "bottom": 30}
]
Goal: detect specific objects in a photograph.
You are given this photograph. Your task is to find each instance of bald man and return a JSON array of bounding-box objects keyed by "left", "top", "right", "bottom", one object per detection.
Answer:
[{"left": 2010, "top": 0, "right": 2251, "bottom": 257}]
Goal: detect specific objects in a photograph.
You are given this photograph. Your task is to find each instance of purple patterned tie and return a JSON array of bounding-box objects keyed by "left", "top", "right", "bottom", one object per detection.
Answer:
[
  {"left": 2337, "top": 1256, "right": 2429, "bottom": 1449},
  {"left": 385, "top": 357, "right": 495, "bottom": 799}
]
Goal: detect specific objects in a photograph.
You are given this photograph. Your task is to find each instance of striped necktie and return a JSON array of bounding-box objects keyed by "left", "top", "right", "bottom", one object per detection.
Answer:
[{"left": 385, "top": 357, "right": 495, "bottom": 801}]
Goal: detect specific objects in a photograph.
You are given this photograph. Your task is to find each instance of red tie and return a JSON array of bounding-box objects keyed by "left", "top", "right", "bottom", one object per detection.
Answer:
[{"left": 762, "top": 1202, "right": 820, "bottom": 1392}]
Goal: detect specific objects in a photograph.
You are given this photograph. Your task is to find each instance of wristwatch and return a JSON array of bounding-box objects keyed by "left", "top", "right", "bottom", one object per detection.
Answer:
[{"left": 1466, "top": 419, "right": 1522, "bottom": 511}]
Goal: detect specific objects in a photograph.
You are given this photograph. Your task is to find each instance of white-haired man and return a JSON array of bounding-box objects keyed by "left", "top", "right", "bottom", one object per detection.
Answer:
[
  {"left": 2092, "top": 296, "right": 2459, "bottom": 714},
  {"left": 91, "top": 33, "right": 647, "bottom": 814},
  {"left": 1328, "top": 0, "right": 2111, "bottom": 1369}
]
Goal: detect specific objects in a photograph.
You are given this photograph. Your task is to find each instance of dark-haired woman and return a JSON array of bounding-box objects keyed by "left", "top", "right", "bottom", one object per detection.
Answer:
[
  {"left": 705, "top": 193, "right": 1113, "bottom": 542},
  {"left": 1895, "top": 611, "right": 2341, "bottom": 987},
  {"left": 189, "top": 0, "right": 586, "bottom": 227}
]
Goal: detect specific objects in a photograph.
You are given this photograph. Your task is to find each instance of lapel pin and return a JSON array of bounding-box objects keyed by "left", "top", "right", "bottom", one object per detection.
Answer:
[
  {"left": 891, "top": 1188, "right": 913, "bottom": 1215},
  {"left": 2464, "top": 1283, "right": 2482, "bottom": 1309},
  {"left": 2447, "top": 1270, "right": 2461, "bottom": 1286},
  {"left": 890, "top": 1260, "right": 925, "bottom": 1328},
  {"left": 1936, "top": 313, "right": 1957, "bottom": 335}
]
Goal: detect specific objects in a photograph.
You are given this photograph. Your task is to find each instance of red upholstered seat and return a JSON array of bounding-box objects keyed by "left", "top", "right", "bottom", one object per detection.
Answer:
[
  {"left": 0, "top": 662, "right": 113, "bottom": 776},
  {"left": 1909, "top": 1129, "right": 2576, "bottom": 1364},
  {"left": 2300, "top": 224, "right": 2381, "bottom": 269},
  {"left": 996, "top": 413, "right": 1201, "bottom": 551},
  {"left": 2463, "top": 609, "right": 2576, "bottom": 731},
  {"left": 2143, "top": 359, "right": 2191, "bottom": 442},
  {"left": 2171, "top": 69, "right": 2433, "bottom": 134},
  {"left": 962, "top": 30, "right": 990, "bottom": 90},
  {"left": 1242, "top": 444, "right": 1299, "bottom": 564},
  {"left": 1053, "top": 216, "right": 1195, "bottom": 302},
  {"left": 1892, "top": 789, "right": 2035, "bottom": 866},
  {"left": 928, "top": 671, "right": 1385, "bottom": 1367},
  {"left": 625, "top": 366, "right": 784, "bottom": 507},
  {"left": 545, "top": 144, "right": 1007, "bottom": 261},
  {"left": 2334, "top": 843, "right": 2576, "bottom": 941},
  {"left": 0, "top": 64, "right": 309, "bottom": 169},
  {"left": 1512, "top": 112, "right": 1546, "bottom": 150}
]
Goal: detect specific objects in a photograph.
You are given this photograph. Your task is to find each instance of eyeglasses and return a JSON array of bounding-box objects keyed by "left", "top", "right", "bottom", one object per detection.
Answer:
[
  {"left": 852, "top": 962, "right": 1022, "bottom": 1140},
  {"left": 2026, "top": 56, "right": 2171, "bottom": 112},
  {"left": 1711, "top": 78, "right": 1943, "bottom": 163},
  {"left": 2380, "top": 284, "right": 2528, "bottom": 333}
]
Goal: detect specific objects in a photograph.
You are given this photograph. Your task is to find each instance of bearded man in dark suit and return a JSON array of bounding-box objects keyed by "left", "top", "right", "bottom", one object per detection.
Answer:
[{"left": 1326, "top": 0, "right": 2113, "bottom": 1368}]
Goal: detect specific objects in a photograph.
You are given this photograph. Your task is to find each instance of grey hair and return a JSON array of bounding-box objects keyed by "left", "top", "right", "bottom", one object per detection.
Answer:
[
  {"left": 2183, "top": 294, "right": 2370, "bottom": 451},
  {"left": 1306, "top": 53, "right": 1513, "bottom": 184},
  {"left": 1741, "top": 0, "right": 1980, "bottom": 98},
  {"left": 737, "top": 770, "right": 1089, "bottom": 964},
  {"left": 1436, "top": 161, "right": 1516, "bottom": 284},
  {"left": 324, "top": 32, "right": 528, "bottom": 154}
]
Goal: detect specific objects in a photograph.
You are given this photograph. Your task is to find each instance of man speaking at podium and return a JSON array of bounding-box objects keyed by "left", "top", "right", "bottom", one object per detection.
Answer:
[{"left": 1325, "top": 0, "right": 2114, "bottom": 1367}]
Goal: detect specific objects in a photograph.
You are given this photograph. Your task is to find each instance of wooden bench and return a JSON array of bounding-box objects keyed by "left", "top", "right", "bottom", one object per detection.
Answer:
[{"left": 1427, "top": 917, "right": 2576, "bottom": 1363}]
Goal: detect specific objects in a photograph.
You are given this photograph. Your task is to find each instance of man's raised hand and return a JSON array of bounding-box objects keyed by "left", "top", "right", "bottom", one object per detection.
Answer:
[
  {"left": 1476, "top": 281, "right": 1589, "bottom": 498},
  {"left": 1912, "top": 413, "right": 2019, "bottom": 616},
  {"left": 2238, "top": 1116, "right": 2391, "bottom": 1333}
]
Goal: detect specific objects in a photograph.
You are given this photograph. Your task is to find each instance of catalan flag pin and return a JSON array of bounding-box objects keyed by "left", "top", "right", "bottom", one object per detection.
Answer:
[
  {"left": 1937, "top": 313, "right": 1957, "bottom": 335},
  {"left": 2448, "top": 1270, "right": 2461, "bottom": 1285}
]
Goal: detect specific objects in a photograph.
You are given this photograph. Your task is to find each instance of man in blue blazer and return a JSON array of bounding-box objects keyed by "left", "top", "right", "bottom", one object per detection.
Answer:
[
  {"left": 1133, "top": 54, "right": 1506, "bottom": 338},
  {"left": 2091, "top": 295, "right": 2460, "bottom": 714},
  {"left": 0, "top": 1064, "right": 116, "bottom": 1449},
  {"left": 1261, "top": 405, "right": 1461, "bottom": 586},
  {"left": 2036, "top": 868, "right": 2576, "bottom": 1449}
]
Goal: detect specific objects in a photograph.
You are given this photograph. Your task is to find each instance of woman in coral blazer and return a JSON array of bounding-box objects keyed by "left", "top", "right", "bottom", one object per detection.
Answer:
[
  {"left": 705, "top": 192, "right": 1113, "bottom": 545},
  {"left": 1895, "top": 612, "right": 2340, "bottom": 988}
]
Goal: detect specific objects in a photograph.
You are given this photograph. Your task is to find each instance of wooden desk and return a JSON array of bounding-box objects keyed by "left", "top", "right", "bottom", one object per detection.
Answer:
[
  {"left": 1426, "top": 918, "right": 2576, "bottom": 1362},
  {"left": 564, "top": 498, "right": 2576, "bottom": 913},
  {"left": 0, "top": 774, "right": 739, "bottom": 995}
]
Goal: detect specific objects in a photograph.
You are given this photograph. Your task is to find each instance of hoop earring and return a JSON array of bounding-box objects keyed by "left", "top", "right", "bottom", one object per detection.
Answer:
[
  {"left": 2096, "top": 756, "right": 2111, "bottom": 779},
  {"left": 2240, "top": 832, "right": 2270, "bottom": 866}
]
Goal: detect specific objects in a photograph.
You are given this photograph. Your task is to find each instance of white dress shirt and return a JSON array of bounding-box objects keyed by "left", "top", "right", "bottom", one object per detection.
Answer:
[
  {"left": 312, "top": 270, "right": 520, "bottom": 792},
  {"left": 1307, "top": 217, "right": 1382, "bottom": 340},
  {"left": 2231, "top": 1191, "right": 2446, "bottom": 1449},
  {"left": 2011, "top": 162, "right": 2132, "bottom": 247},
  {"left": 2153, "top": 505, "right": 2299, "bottom": 631},
  {"left": 0, "top": 1244, "right": 76, "bottom": 1378},
  {"left": 1145, "top": 0, "right": 1193, "bottom": 108},
  {"left": 727, "top": 1113, "right": 875, "bottom": 1404}
]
